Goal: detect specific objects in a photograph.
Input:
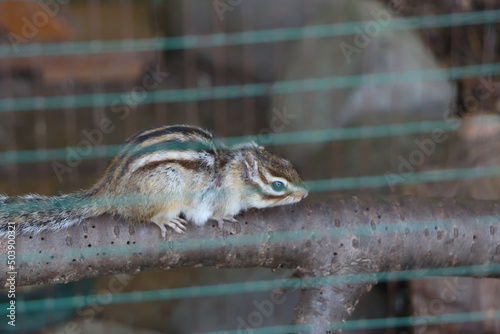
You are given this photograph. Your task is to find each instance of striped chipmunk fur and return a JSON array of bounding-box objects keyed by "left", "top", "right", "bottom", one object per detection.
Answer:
[{"left": 0, "top": 124, "right": 308, "bottom": 239}]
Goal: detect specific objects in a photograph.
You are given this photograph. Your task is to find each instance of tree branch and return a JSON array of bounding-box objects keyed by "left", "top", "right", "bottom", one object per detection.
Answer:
[{"left": 2, "top": 195, "right": 500, "bottom": 327}]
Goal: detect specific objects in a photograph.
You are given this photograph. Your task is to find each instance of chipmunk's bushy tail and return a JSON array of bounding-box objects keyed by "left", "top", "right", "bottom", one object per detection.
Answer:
[{"left": 0, "top": 194, "right": 95, "bottom": 237}]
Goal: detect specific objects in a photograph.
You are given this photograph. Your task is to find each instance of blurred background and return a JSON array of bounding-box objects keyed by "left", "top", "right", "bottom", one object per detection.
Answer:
[{"left": 1, "top": 0, "right": 500, "bottom": 333}]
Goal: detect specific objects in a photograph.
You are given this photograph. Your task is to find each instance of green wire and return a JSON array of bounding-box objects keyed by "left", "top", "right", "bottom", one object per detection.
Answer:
[
  {"left": 0, "top": 119, "right": 460, "bottom": 164},
  {"left": 1, "top": 63, "right": 499, "bottom": 113},
  {"left": 306, "top": 165, "right": 500, "bottom": 192},
  {"left": 4, "top": 264, "right": 500, "bottom": 313},
  {"left": 1, "top": 9, "right": 500, "bottom": 58}
]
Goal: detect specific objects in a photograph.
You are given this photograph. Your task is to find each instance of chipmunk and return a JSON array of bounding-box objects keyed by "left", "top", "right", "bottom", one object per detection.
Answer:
[{"left": 0, "top": 125, "right": 308, "bottom": 239}]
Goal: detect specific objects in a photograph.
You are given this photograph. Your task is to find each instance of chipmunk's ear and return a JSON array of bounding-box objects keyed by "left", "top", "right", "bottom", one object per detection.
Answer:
[{"left": 244, "top": 151, "right": 260, "bottom": 183}]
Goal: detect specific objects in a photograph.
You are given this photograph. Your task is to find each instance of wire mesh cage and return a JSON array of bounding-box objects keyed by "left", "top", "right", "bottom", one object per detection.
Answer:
[{"left": 1, "top": 0, "right": 500, "bottom": 333}]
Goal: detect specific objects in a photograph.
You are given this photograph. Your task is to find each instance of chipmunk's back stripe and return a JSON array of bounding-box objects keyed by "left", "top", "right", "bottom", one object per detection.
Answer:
[
  {"left": 90, "top": 125, "right": 218, "bottom": 195},
  {"left": 120, "top": 134, "right": 216, "bottom": 161},
  {"left": 134, "top": 159, "right": 201, "bottom": 173},
  {"left": 127, "top": 125, "right": 212, "bottom": 146},
  {"left": 128, "top": 150, "right": 212, "bottom": 174},
  {"left": 110, "top": 139, "right": 216, "bottom": 182}
]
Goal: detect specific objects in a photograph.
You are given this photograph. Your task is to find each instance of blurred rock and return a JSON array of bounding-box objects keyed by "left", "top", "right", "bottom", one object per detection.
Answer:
[{"left": 273, "top": 0, "right": 456, "bottom": 182}]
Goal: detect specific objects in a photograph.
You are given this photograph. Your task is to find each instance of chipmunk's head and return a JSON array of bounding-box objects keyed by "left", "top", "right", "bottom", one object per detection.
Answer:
[{"left": 240, "top": 144, "right": 308, "bottom": 209}]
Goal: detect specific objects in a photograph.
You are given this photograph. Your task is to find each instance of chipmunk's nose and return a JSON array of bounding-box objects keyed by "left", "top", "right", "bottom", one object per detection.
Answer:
[{"left": 294, "top": 182, "right": 309, "bottom": 199}]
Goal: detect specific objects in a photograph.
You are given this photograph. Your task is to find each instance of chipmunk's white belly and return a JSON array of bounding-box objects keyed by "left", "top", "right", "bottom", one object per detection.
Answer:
[
  {"left": 221, "top": 200, "right": 242, "bottom": 217},
  {"left": 186, "top": 201, "right": 214, "bottom": 226},
  {"left": 184, "top": 188, "right": 242, "bottom": 226},
  {"left": 184, "top": 188, "right": 218, "bottom": 226}
]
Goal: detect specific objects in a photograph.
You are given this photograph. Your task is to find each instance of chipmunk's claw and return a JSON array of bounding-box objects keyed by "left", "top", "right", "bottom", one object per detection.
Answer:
[
  {"left": 166, "top": 218, "right": 187, "bottom": 234},
  {"left": 151, "top": 214, "right": 187, "bottom": 239}
]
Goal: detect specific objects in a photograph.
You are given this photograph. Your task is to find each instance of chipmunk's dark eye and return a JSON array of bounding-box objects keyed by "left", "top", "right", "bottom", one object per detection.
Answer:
[{"left": 271, "top": 181, "right": 286, "bottom": 192}]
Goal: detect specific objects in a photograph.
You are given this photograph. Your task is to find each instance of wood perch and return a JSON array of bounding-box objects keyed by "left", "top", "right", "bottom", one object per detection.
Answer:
[{"left": 1, "top": 195, "right": 500, "bottom": 332}]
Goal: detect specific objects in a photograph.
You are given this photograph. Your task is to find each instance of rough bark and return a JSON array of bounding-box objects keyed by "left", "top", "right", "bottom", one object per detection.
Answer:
[{"left": 1, "top": 195, "right": 500, "bottom": 329}]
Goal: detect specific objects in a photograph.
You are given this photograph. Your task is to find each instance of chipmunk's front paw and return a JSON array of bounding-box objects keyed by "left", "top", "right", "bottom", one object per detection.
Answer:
[{"left": 151, "top": 213, "right": 187, "bottom": 239}]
